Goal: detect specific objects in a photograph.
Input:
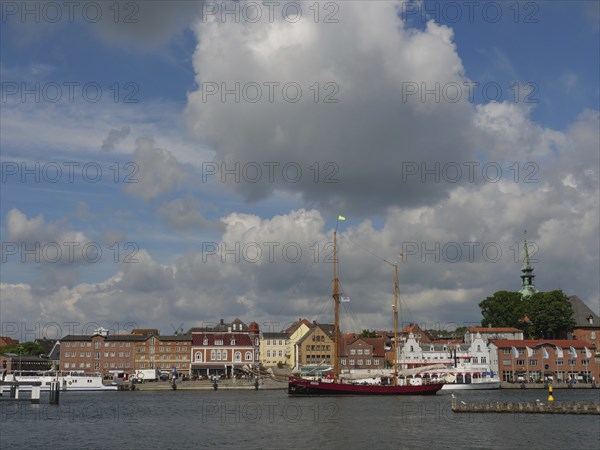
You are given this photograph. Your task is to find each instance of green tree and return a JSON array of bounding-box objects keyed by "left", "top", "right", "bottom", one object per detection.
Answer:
[
  {"left": 523, "top": 290, "right": 575, "bottom": 339},
  {"left": 479, "top": 291, "right": 525, "bottom": 328},
  {"left": 359, "top": 329, "right": 379, "bottom": 338},
  {"left": 0, "top": 342, "right": 47, "bottom": 357}
]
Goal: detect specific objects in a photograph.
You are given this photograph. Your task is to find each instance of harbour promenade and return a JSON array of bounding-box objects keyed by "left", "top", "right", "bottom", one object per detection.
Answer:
[
  {"left": 129, "top": 378, "right": 287, "bottom": 391},
  {"left": 500, "top": 381, "right": 598, "bottom": 389}
]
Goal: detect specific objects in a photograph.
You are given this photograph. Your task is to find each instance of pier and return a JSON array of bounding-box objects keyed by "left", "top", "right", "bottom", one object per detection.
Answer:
[
  {"left": 0, "top": 380, "right": 60, "bottom": 404},
  {"left": 451, "top": 395, "right": 600, "bottom": 415}
]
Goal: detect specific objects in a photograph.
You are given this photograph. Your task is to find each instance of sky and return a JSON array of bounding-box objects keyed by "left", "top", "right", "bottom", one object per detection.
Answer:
[{"left": 1, "top": 0, "right": 598, "bottom": 341}]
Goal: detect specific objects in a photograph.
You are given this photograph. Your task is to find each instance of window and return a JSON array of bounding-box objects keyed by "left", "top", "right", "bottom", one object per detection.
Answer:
[
  {"left": 366, "top": 359, "right": 372, "bottom": 365},
  {"left": 279, "top": 340, "right": 283, "bottom": 346},
  {"left": 357, "top": 359, "right": 363, "bottom": 366},
  {"left": 530, "top": 360, "right": 538, "bottom": 366},
  {"left": 568, "top": 359, "right": 576, "bottom": 365},
  {"left": 119, "top": 352, "right": 123, "bottom": 357},
  {"left": 66, "top": 342, "right": 70, "bottom": 347},
  {"left": 245, "top": 351, "right": 253, "bottom": 361},
  {"left": 267, "top": 351, "right": 271, "bottom": 357},
  {"left": 503, "top": 349, "right": 510, "bottom": 354},
  {"left": 94, "top": 342, "right": 100, "bottom": 349},
  {"left": 150, "top": 337, "right": 155, "bottom": 345},
  {"left": 210, "top": 350, "right": 216, "bottom": 360},
  {"left": 235, "top": 352, "right": 241, "bottom": 362},
  {"left": 278, "top": 350, "right": 282, "bottom": 357},
  {"left": 374, "top": 359, "right": 379, "bottom": 365},
  {"left": 230, "top": 339, "right": 235, "bottom": 345},
  {"left": 65, "top": 363, "right": 69, "bottom": 368},
  {"left": 557, "top": 360, "right": 564, "bottom": 366},
  {"left": 195, "top": 352, "right": 202, "bottom": 362},
  {"left": 216, "top": 351, "right": 221, "bottom": 361},
  {"left": 364, "top": 349, "right": 370, "bottom": 355},
  {"left": 267, "top": 339, "right": 271, "bottom": 346},
  {"left": 502, "top": 360, "right": 511, "bottom": 366},
  {"left": 349, "top": 359, "right": 355, "bottom": 365},
  {"left": 215, "top": 339, "right": 223, "bottom": 346},
  {"left": 110, "top": 352, "right": 115, "bottom": 357},
  {"left": 357, "top": 349, "right": 363, "bottom": 355},
  {"left": 203, "top": 338, "right": 208, "bottom": 345},
  {"left": 221, "top": 350, "right": 227, "bottom": 360},
  {"left": 582, "top": 359, "right": 590, "bottom": 366},
  {"left": 477, "top": 345, "right": 481, "bottom": 352},
  {"left": 591, "top": 332, "right": 596, "bottom": 339},
  {"left": 341, "top": 358, "right": 347, "bottom": 365},
  {"left": 481, "top": 357, "right": 486, "bottom": 364},
  {"left": 159, "top": 347, "right": 164, "bottom": 352}
]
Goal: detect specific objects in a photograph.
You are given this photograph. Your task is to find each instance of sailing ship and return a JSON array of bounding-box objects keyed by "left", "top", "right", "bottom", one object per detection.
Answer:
[{"left": 288, "top": 221, "right": 443, "bottom": 396}]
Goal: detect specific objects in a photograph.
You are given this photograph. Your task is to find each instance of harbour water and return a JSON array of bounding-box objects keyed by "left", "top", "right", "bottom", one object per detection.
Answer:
[{"left": 2, "top": 389, "right": 599, "bottom": 449}]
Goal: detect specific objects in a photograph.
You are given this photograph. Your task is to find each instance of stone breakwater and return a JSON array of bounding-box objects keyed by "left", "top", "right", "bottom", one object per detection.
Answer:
[{"left": 452, "top": 398, "right": 600, "bottom": 415}]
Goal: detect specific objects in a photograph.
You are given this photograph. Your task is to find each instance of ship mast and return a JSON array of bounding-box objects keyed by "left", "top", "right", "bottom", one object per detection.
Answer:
[
  {"left": 384, "top": 259, "right": 399, "bottom": 386},
  {"left": 333, "top": 230, "right": 340, "bottom": 381},
  {"left": 393, "top": 263, "right": 399, "bottom": 386}
]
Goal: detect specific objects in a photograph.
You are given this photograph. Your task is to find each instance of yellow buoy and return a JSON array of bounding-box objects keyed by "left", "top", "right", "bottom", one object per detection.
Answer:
[{"left": 548, "top": 385, "right": 554, "bottom": 402}]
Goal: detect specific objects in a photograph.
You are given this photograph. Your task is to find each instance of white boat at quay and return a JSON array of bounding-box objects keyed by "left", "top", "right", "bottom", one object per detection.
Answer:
[{"left": 1, "top": 371, "right": 117, "bottom": 392}]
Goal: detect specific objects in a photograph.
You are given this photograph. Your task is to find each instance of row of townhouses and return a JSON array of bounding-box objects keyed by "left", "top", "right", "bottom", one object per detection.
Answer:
[{"left": 2, "top": 299, "right": 598, "bottom": 382}]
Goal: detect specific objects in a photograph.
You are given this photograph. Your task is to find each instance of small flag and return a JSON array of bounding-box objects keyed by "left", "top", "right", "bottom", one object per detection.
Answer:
[
  {"left": 555, "top": 347, "right": 563, "bottom": 358},
  {"left": 340, "top": 296, "right": 350, "bottom": 303},
  {"left": 526, "top": 346, "right": 533, "bottom": 357},
  {"left": 542, "top": 347, "right": 549, "bottom": 359},
  {"left": 585, "top": 347, "right": 592, "bottom": 358},
  {"left": 569, "top": 346, "right": 577, "bottom": 358},
  {"left": 338, "top": 215, "right": 346, "bottom": 221},
  {"left": 512, "top": 346, "right": 519, "bottom": 358}
]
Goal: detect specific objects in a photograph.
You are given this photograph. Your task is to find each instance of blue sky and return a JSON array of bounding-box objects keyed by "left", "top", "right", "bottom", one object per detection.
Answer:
[{"left": 1, "top": 1, "right": 598, "bottom": 337}]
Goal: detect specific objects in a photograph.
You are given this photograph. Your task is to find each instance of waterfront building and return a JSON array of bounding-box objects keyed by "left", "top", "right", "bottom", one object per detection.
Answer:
[
  {"left": 286, "top": 319, "right": 314, "bottom": 369},
  {"left": 187, "top": 318, "right": 260, "bottom": 377},
  {"left": 132, "top": 332, "right": 191, "bottom": 373},
  {"left": 260, "top": 331, "right": 289, "bottom": 367},
  {"left": 340, "top": 334, "right": 386, "bottom": 372},
  {"left": 295, "top": 323, "right": 336, "bottom": 369},
  {"left": 1, "top": 354, "right": 50, "bottom": 373},
  {"left": 397, "top": 332, "right": 493, "bottom": 379},
  {"left": 488, "top": 339, "right": 598, "bottom": 382},
  {"left": 465, "top": 327, "right": 524, "bottom": 344}
]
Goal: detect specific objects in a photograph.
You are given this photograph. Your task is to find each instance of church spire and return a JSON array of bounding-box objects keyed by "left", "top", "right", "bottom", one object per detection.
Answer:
[{"left": 519, "top": 230, "right": 537, "bottom": 297}]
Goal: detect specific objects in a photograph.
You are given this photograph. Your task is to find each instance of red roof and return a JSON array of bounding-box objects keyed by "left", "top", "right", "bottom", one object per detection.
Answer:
[
  {"left": 191, "top": 333, "right": 253, "bottom": 346},
  {"left": 489, "top": 339, "right": 592, "bottom": 348},
  {"left": 468, "top": 327, "right": 523, "bottom": 333}
]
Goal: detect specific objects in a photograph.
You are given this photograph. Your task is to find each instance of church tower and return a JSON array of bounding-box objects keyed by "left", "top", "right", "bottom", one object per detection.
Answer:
[{"left": 518, "top": 231, "right": 538, "bottom": 297}]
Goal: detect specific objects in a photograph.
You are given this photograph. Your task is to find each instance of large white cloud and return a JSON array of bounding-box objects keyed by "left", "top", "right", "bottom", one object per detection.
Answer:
[{"left": 184, "top": 1, "right": 481, "bottom": 213}]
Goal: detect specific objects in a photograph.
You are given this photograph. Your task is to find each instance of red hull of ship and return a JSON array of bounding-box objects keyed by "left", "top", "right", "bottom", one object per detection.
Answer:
[{"left": 288, "top": 377, "right": 443, "bottom": 396}]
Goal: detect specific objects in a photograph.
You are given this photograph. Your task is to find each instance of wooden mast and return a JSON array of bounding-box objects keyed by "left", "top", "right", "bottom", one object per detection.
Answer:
[
  {"left": 393, "top": 263, "right": 399, "bottom": 386},
  {"left": 333, "top": 230, "right": 340, "bottom": 381}
]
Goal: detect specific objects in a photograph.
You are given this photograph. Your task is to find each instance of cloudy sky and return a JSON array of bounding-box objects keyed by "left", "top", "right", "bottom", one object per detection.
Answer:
[{"left": 1, "top": 1, "right": 598, "bottom": 340}]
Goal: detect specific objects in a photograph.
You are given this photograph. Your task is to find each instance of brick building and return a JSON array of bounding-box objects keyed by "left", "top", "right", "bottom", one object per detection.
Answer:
[
  {"left": 489, "top": 339, "right": 598, "bottom": 383},
  {"left": 340, "top": 334, "right": 386, "bottom": 372}
]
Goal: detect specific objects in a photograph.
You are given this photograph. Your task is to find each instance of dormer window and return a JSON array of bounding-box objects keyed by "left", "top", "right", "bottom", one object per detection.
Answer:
[
  {"left": 215, "top": 339, "right": 223, "bottom": 346},
  {"left": 203, "top": 338, "right": 208, "bottom": 345},
  {"left": 230, "top": 338, "right": 236, "bottom": 345},
  {"left": 588, "top": 315, "right": 594, "bottom": 325}
]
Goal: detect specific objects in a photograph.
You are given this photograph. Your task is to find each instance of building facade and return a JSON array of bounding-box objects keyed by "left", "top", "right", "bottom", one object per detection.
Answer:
[
  {"left": 295, "top": 324, "right": 336, "bottom": 368},
  {"left": 489, "top": 339, "right": 598, "bottom": 383},
  {"left": 465, "top": 327, "right": 524, "bottom": 344},
  {"left": 190, "top": 332, "right": 258, "bottom": 377},
  {"left": 260, "top": 332, "right": 289, "bottom": 367},
  {"left": 340, "top": 335, "right": 386, "bottom": 372}
]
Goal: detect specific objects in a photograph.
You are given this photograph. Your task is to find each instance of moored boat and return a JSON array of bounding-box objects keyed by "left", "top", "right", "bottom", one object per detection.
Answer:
[{"left": 1, "top": 371, "right": 117, "bottom": 392}]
